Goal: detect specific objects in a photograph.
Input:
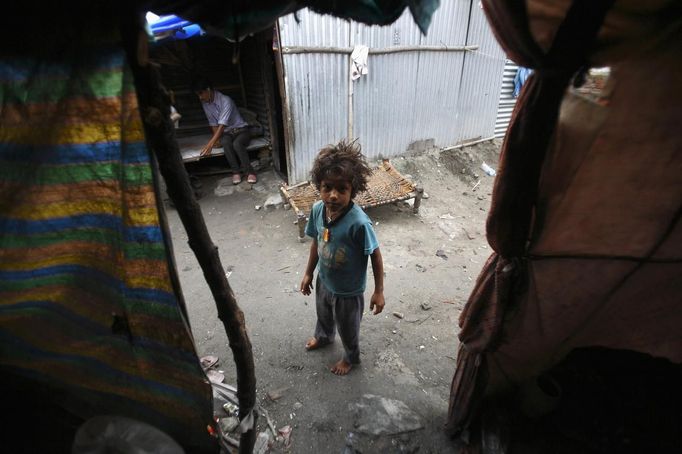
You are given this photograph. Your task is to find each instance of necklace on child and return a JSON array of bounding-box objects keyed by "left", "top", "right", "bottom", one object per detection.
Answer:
[
  {"left": 322, "top": 203, "right": 353, "bottom": 243},
  {"left": 323, "top": 215, "right": 333, "bottom": 242}
]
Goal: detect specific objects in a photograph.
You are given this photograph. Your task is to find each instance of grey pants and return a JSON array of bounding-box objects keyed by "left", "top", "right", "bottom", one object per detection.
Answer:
[
  {"left": 223, "top": 129, "right": 253, "bottom": 175},
  {"left": 314, "top": 276, "right": 364, "bottom": 364}
]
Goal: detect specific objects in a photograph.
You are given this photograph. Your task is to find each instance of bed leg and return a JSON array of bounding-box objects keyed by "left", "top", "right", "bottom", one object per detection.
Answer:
[
  {"left": 297, "top": 212, "right": 306, "bottom": 242},
  {"left": 413, "top": 186, "right": 424, "bottom": 214}
]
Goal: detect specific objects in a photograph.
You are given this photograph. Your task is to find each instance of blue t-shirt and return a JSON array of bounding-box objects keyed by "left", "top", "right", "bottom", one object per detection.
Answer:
[{"left": 305, "top": 201, "right": 379, "bottom": 297}]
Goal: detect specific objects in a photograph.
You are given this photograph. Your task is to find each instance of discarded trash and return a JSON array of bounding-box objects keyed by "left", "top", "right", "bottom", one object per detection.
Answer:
[
  {"left": 267, "top": 386, "right": 290, "bottom": 401},
  {"left": 419, "top": 345, "right": 425, "bottom": 350},
  {"left": 415, "top": 264, "right": 427, "bottom": 273},
  {"left": 435, "top": 249, "right": 448, "bottom": 260},
  {"left": 420, "top": 302, "right": 431, "bottom": 311},
  {"left": 264, "top": 193, "right": 283, "bottom": 210},
  {"left": 212, "top": 383, "right": 239, "bottom": 408},
  {"left": 200, "top": 355, "right": 219, "bottom": 370},
  {"left": 392, "top": 312, "right": 404, "bottom": 319},
  {"left": 223, "top": 402, "right": 238, "bottom": 417},
  {"left": 343, "top": 432, "right": 360, "bottom": 454},
  {"left": 422, "top": 192, "right": 430, "bottom": 199},
  {"left": 253, "top": 431, "right": 270, "bottom": 454},
  {"left": 255, "top": 205, "right": 262, "bottom": 211},
  {"left": 438, "top": 213, "right": 456, "bottom": 219},
  {"left": 206, "top": 370, "right": 224, "bottom": 384},
  {"left": 219, "top": 416, "right": 239, "bottom": 433},
  {"left": 293, "top": 402, "right": 303, "bottom": 410},
  {"left": 278, "top": 425, "right": 292, "bottom": 447},
  {"left": 481, "top": 162, "right": 497, "bottom": 177}
]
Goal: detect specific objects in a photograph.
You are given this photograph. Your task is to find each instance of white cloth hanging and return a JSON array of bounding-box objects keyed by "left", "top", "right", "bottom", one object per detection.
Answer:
[{"left": 350, "top": 45, "right": 369, "bottom": 81}]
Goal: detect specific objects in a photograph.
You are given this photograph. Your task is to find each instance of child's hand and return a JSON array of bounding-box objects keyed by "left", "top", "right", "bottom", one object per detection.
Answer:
[
  {"left": 300, "top": 274, "right": 314, "bottom": 295},
  {"left": 370, "top": 292, "right": 385, "bottom": 315}
]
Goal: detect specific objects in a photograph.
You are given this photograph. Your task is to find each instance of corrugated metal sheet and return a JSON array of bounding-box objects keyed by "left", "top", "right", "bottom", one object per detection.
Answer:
[
  {"left": 279, "top": 10, "right": 350, "bottom": 182},
  {"left": 411, "top": 0, "right": 471, "bottom": 147},
  {"left": 351, "top": 10, "right": 423, "bottom": 159},
  {"left": 278, "top": 0, "right": 506, "bottom": 183},
  {"left": 455, "top": 1, "right": 506, "bottom": 142},
  {"left": 495, "top": 59, "right": 518, "bottom": 138}
]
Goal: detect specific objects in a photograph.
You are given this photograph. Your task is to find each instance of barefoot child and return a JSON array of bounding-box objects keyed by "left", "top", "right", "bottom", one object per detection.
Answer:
[{"left": 299, "top": 141, "right": 385, "bottom": 375}]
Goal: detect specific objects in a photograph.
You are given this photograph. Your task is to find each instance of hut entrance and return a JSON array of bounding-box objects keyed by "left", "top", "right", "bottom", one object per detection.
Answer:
[{"left": 150, "top": 28, "right": 288, "bottom": 180}]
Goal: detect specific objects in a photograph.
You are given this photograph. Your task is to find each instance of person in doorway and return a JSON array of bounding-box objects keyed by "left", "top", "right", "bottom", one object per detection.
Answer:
[
  {"left": 513, "top": 66, "right": 533, "bottom": 98},
  {"left": 192, "top": 77, "right": 256, "bottom": 184},
  {"left": 299, "top": 141, "right": 385, "bottom": 375}
]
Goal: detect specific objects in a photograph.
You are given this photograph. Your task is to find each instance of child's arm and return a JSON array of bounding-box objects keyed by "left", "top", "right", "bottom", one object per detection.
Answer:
[
  {"left": 369, "top": 248, "right": 385, "bottom": 315},
  {"left": 300, "top": 238, "right": 319, "bottom": 295}
]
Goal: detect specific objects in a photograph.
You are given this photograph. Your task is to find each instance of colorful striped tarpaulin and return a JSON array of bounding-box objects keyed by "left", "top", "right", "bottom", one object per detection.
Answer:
[{"left": 0, "top": 45, "right": 215, "bottom": 451}]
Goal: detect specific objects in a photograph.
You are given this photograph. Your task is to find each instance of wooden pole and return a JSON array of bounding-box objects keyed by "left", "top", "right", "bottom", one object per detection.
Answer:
[
  {"left": 121, "top": 14, "right": 257, "bottom": 454},
  {"left": 281, "top": 44, "right": 480, "bottom": 55}
]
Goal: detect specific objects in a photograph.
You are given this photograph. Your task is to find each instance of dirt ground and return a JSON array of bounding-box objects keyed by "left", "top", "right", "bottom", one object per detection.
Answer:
[{"left": 163, "top": 140, "right": 502, "bottom": 453}]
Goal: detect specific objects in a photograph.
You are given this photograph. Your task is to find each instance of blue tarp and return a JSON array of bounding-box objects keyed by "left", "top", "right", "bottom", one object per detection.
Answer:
[{"left": 148, "top": 14, "right": 203, "bottom": 41}]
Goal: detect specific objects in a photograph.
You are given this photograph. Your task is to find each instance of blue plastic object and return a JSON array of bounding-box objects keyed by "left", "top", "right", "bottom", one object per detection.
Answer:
[{"left": 148, "top": 14, "right": 204, "bottom": 41}]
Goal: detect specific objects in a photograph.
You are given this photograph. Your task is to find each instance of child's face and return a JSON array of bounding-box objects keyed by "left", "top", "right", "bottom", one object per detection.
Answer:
[{"left": 320, "top": 175, "right": 353, "bottom": 218}]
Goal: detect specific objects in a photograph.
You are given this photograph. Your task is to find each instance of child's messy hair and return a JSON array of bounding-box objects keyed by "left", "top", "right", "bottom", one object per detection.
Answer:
[{"left": 311, "top": 140, "right": 373, "bottom": 197}]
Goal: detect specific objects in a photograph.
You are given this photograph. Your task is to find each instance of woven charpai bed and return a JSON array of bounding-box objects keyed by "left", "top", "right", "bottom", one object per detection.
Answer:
[{"left": 280, "top": 160, "right": 423, "bottom": 240}]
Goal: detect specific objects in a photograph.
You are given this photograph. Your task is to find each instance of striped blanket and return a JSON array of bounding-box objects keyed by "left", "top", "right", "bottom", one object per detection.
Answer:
[{"left": 0, "top": 46, "right": 214, "bottom": 450}]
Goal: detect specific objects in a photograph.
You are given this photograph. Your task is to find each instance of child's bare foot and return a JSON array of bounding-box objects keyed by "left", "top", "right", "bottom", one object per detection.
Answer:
[
  {"left": 305, "top": 337, "right": 322, "bottom": 350},
  {"left": 330, "top": 359, "right": 352, "bottom": 375}
]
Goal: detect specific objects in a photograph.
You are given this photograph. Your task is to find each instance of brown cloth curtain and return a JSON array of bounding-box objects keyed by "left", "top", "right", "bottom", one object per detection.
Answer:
[{"left": 449, "top": 0, "right": 682, "bottom": 439}]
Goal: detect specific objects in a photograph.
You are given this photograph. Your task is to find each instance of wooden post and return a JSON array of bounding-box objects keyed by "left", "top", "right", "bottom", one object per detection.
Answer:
[
  {"left": 297, "top": 211, "right": 307, "bottom": 242},
  {"left": 413, "top": 186, "right": 424, "bottom": 214},
  {"left": 122, "top": 16, "right": 257, "bottom": 454}
]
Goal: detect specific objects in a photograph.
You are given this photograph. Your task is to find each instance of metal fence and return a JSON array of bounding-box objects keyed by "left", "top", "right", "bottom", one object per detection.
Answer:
[{"left": 278, "top": 0, "right": 506, "bottom": 182}]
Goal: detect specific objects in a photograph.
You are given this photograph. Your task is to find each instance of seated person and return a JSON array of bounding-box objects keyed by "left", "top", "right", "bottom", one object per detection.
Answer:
[{"left": 192, "top": 76, "right": 256, "bottom": 184}]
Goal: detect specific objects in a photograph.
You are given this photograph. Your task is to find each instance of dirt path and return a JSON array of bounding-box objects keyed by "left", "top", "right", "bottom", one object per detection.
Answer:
[{"left": 164, "top": 140, "right": 501, "bottom": 453}]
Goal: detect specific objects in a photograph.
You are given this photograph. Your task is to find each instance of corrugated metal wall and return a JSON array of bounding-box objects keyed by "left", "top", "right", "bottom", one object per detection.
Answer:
[
  {"left": 278, "top": 10, "right": 350, "bottom": 182},
  {"left": 455, "top": 1, "right": 506, "bottom": 142},
  {"left": 278, "top": 0, "right": 506, "bottom": 183},
  {"left": 495, "top": 59, "right": 518, "bottom": 138},
  {"left": 350, "top": 10, "right": 424, "bottom": 159}
]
